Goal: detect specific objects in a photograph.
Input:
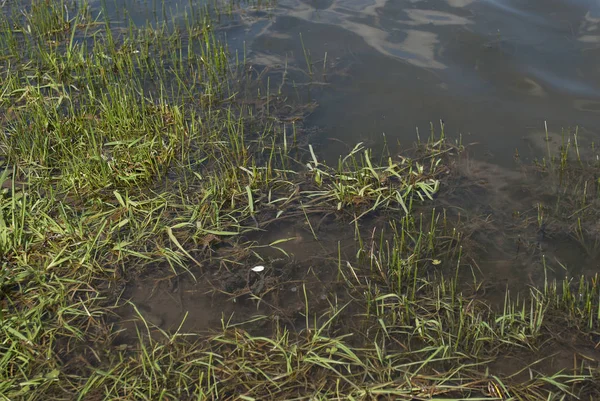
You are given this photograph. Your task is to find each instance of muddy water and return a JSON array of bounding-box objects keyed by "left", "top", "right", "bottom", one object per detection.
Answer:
[
  {"left": 100, "top": 1, "right": 600, "bottom": 329},
  {"left": 102, "top": 0, "right": 600, "bottom": 165},
  {"left": 121, "top": 214, "right": 362, "bottom": 332},
  {"left": 243, "top": 0, "right": 600, "bottom": 164},
  {"left": 241, "top": 0, "right": 600, "bottom": 293}
]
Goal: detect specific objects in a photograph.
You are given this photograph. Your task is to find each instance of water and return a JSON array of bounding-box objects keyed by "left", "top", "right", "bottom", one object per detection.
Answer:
[
  {"left": 236, "top": 0, "right": 600, "bottom": 164},
  {"left": 240, "top": 0, "right": 600, "bottom": 291},
  {"left": 4, "top": 3, "right": 599, "bottom": 396},
  {"left": 100, "top": 0, "right": 600, "bottom": 166}
]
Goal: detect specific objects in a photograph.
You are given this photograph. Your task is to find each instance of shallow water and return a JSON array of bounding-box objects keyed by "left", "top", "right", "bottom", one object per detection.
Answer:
[
  {"left": 102, "top": 0, "right": 600, "bottom": 165},
  {"left": 248, "top": 0, "right": 600, "bottom": 165},
  {"left": 98, "top": 0, "right": 600, "bottom": 328}
]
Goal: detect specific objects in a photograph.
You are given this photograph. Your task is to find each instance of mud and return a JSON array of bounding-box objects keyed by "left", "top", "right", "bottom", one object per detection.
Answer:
[
  {"left": 117, "top": 212, "right": 360, "bottom": 335},
  {"left": 115, "top": 140, "right": 600, "bottom": 338}
]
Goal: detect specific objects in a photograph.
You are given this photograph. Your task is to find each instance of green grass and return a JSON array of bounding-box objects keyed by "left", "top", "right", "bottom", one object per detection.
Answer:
[{"left": 0, "top": 1, "right": 599, "bottom": 400}]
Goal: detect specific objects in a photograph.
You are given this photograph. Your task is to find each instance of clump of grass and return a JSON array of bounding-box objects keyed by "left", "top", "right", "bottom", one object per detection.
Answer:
[
  {"left": 3, "top": 86, "right": 183, "bottom": 190},
  {"left": 304, "top": 142, "right": 444, "bottom": 220},
  {"left": 27, "top": 0, "right": 74, "bottom": 37}
]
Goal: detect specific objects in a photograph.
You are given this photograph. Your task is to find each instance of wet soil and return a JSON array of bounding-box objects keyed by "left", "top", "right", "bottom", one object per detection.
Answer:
[
  {"left": 117, "top": 213, "right": 359, "bottom": 335},
  {"left": 107, "top": 142, "right": 600, "bottom": 398}
]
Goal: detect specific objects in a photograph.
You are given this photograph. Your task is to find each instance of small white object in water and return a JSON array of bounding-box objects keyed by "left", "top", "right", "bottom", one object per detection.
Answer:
[{"left": 251, "top": 265, "right": 265, "bottom": 272}]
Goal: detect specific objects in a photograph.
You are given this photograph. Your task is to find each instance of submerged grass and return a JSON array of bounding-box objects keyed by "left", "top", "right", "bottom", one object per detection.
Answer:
[{"left": 0, "top": 1, "right": 599, "bottom": 400}]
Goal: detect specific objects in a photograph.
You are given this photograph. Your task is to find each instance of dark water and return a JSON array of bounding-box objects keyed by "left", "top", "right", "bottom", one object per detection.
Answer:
[
  {"left": 244, "top": 0, "right": 600, "bottom": 164},
  {"left": 102, "top": 0, "right": 600, "bottom": 165}
]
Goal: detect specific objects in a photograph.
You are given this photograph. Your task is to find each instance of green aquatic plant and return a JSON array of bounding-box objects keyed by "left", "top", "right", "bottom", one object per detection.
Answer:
[{"left": 304, "top": 143, "right": 443, "bottom": 220}]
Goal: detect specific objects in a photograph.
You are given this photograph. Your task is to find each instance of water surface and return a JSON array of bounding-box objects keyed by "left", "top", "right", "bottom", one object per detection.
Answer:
[
  {"left": 233, "top": 0, "right": 600, "bottom": 163},
  {"left": 102, "top": 0, "right": 600, "bottom": 165}
]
